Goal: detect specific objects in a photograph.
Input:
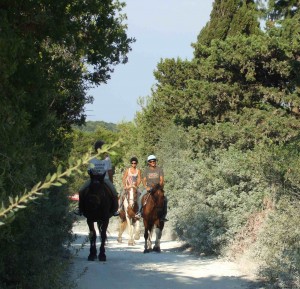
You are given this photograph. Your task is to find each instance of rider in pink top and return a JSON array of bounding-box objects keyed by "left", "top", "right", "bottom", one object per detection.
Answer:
[{"left": 122, "top": 157, "right": 141, "bottom": 190}]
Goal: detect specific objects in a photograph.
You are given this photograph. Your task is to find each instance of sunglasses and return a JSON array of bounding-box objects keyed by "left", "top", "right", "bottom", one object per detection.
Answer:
[{"left": 131, "top": 162, "right": 137, "bottom": 164}]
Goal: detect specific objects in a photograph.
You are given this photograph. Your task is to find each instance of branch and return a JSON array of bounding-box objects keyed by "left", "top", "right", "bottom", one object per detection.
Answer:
[{"left": 0, "top": 141, "right": 119, "bottom": 226}]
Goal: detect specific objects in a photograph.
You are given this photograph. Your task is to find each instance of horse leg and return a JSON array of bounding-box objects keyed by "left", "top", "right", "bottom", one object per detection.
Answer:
[
  {"left": 87, "top": 220, "right": 97, "bottom": 261},
  {"left": 134, "top": 219, "right": 140, "bottom": 240},
  {"left": 153, "top": 227, "right": 162, "bottom": 253},
  {"left": 117, "top": 220, "right": 127, "bottom": 243},
  {"left": 143, "top": 225, "right": 153, "bottom": 253},
  {"left": 98, "top": 220, "right": 108, "bottom": 261},
  {"left": 143, "top": 228, "right": 150, "bottom": 253},
  {"left": 126, "top": 215, "right": 135, "bottom": 246}
]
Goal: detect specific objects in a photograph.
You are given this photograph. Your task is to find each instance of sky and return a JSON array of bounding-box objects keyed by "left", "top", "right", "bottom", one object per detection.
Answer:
[{"left": 84, "top": 0, "right": 214, "bottom": 124}]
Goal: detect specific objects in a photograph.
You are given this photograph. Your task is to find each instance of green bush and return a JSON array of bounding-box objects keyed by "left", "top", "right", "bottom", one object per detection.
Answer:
[
  {"left": 255, "top": 198, "right": 300, "bottom": 289},
  {"left": 0, "top": 188, "right": 74, "bottom": 289}
]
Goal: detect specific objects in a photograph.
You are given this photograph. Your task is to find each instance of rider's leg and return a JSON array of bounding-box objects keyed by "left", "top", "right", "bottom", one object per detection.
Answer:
[
  {"left": 161, "top": 196, "right": 168, "bottom": 222},
  {"left": 136, "top": 189, "right": 147, "bottom": 218},
  {"left": 104, "top": 179, "right": 120, "bottom": 216}
]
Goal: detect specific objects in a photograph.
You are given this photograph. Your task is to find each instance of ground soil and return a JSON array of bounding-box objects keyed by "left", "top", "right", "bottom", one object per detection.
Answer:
[{"left": 70, "top": 217, "right": 264, "bottom": 289}]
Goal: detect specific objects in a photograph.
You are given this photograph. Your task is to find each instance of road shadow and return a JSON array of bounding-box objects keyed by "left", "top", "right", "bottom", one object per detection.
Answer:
[{"left": 70, "top": 231, "right": 264, "bottom": 289}]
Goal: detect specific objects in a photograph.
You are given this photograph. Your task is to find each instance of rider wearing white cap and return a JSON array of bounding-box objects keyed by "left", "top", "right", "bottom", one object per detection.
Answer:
[{"left": 136, "top": 154, "right": 168, "bottom": 221}]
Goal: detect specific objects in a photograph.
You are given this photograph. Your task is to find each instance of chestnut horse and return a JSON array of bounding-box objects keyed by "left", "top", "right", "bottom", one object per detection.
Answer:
[
  {"left": 117, "top": 186, "right": 140, "bottom": 245},
  {"left": 142, "top": 184, "right": 165, "bottom": 253},
  {"left": 79, "top": 172, "right": 113, "bottom": 261}
]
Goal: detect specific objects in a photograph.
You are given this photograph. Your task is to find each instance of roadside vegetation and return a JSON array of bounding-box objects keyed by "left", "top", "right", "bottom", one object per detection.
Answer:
[{"left": 0, "top": 1, "right": 134, "bottom": 288}]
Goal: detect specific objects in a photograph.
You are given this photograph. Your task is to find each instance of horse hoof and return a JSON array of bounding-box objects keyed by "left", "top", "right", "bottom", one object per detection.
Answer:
[
  {"left": 117, "top": 237, "right": 122, "bottom": 243},
  {"left": 98, "top": 254, "right": 106, "bottom": 262},
  {"left": 128, "top": 241, "right": 134, "bottom": 246},
  {"left": 143, "top": 249, "right": 150, "bottom": 253},
  {"left": 88, "top": 254, "right": 96, "bottom": 261},
  {"left": 153, "top": 246, "right": 161, "bottom": 253}
]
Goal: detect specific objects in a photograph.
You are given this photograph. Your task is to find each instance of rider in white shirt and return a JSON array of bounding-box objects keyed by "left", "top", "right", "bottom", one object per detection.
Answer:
[{"left": 77, "top": 140, "right": 119, "bottom": 217}]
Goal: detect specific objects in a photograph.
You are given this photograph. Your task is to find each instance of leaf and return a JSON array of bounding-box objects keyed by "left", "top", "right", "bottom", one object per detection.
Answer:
[
  {"left": 34, "top": 192, "right": 44, "bottom": 196},
  {"left": 58, "top": 178, "right": 67, "bottom": 184},
  {"left": 45, "top": 173, "right": 51, "bottom": 181},
  {"left": 57, "top": 164, "right": 62, "bottom": 175},
  {"left": 16, "top": 205, "right": 26, "bottom": 208},
  {"left": 32, "top": 181, "right": 42, "bottom": 191},
  {"left": 50, "top": 173, "right": 57, "bottom": 182},
  {"left": 41, "top": 183, "right": 51, "bottom": 189},
  {"left": 52, "top": 182, "right": 62, "bottom": 187},
  {"left": 9, "top": 196, "right": 14, "bottom": 204}
]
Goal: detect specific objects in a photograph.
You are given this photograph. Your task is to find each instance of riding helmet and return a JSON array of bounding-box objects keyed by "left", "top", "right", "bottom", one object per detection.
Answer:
[{"left": 147, "top": 155, "right": 157, "bottom": 162}]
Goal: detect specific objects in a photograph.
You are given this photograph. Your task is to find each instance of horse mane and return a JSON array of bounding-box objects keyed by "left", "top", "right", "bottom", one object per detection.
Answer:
[
  {"left": 89, "top": 172, "right": 105, "bottom": 190},
  {"left": 151, "top": 183, "right": 164, "bottom": 194}
]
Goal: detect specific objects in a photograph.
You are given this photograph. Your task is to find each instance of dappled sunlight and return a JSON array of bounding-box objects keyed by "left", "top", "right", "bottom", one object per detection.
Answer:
[{"left": 71, "top": 220, "right": 262, "bottom": 289}]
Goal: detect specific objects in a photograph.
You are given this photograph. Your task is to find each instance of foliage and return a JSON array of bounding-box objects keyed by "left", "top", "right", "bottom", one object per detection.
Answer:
[
  {"left": 0, "top": 144, "right": 118, "bottom": 225},
  {"left": 73, "top": 120, "right": 118, "bottom": 133},
  {"left": 131, "top": 1, "right": 300, "bottom": 288},
  {"left": 255, "top": 198, "right": 300, "bottom": 289},
  {"left": 0, "top": 191, "right": 74, "bottom": 289},
  {"left": 0, "top": 0, "right": 133, "bottom": 288},
  {"left": 193, "top": 0, "right": 261, "bottom": 50}
]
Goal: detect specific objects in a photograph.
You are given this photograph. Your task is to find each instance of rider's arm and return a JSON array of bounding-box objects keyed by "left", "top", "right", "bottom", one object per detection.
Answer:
[
  {"left": 122, "top": 169, "right": 128, "bottom": 188},
  {"left": 137, "top": 169, "right": 142, "bottom": 187},
  {"left": 142, "top": 175, "right": 147, "bottom": 188},
  {"left": 108, "top": 169, "right": 114, "bottom": 183},
  {"left": 159, "top": 175, "right": 164, "bottom": 188}
]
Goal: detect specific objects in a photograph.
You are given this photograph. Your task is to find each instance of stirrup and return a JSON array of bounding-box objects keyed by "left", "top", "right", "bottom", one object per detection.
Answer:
[
  {"left": 113, "top": 211, "right": 120, "bottom": 217},
  {"left": 135, "top": 212, "right": 142, "bottom": 219}
]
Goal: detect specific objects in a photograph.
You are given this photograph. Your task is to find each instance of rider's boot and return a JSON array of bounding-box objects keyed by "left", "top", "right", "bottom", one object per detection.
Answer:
[{"left": 135, "top": 208, "right": 142, "bottom": 219}]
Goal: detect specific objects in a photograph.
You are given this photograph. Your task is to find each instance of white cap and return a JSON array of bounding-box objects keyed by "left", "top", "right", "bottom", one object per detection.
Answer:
[{"left": 147, "top": 155, "right": 157, "bottom": 162}]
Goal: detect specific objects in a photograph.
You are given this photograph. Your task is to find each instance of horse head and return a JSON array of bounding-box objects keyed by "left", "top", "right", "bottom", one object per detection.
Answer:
[
  {"left": 150, "top": 184, "right": 164, "bottom": 207},
  {"left": 89, "top": 170, "right": 105, "bottom": 184},
  {"left": 82, "top": 172, "right": 111, "bottom": 221},
  {"left": 127, "top": 185, "right": 138, "bottom": 207}
]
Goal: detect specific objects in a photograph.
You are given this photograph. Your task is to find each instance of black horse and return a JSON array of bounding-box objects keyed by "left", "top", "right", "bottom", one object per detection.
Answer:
[{"left": 79, "top": 172, "right": 113, "bottom": 261}]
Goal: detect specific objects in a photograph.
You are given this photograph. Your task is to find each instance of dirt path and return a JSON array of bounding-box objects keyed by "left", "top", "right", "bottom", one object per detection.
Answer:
[{"left": 71, "top": 218, "right": 262, "bottom": 289}]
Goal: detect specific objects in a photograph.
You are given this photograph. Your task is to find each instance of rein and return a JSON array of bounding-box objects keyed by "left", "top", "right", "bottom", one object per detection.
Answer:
[
  {"left": 143, "top": 187, "right": 164, "bottom": 208},
  {"left": 121, "top": 186, "right": 137, "bottom": 209}
]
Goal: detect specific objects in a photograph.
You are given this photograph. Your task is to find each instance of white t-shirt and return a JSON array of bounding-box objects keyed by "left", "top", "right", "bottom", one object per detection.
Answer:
[{"left": 88, "top": 157, "right": 111, "bottom": 180}]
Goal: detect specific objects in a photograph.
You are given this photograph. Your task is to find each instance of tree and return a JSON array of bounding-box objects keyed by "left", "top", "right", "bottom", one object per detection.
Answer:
[
  {"left": 0, "top": 1, "right": 134, "bottom": 288},
  {"left": 267, "top": 0, "right": 300, "bottom": 20}
]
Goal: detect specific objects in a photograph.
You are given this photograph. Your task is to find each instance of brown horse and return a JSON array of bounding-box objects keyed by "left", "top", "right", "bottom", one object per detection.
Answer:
[
  {"left": 117, "top": 186, "right": 140, "bottom": 245},
  {"left": 79, "top": 172, "right": 113, "bottom": 261},
  {"left": 142, "top": 184, "right": 165, "bottom": 253}
]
